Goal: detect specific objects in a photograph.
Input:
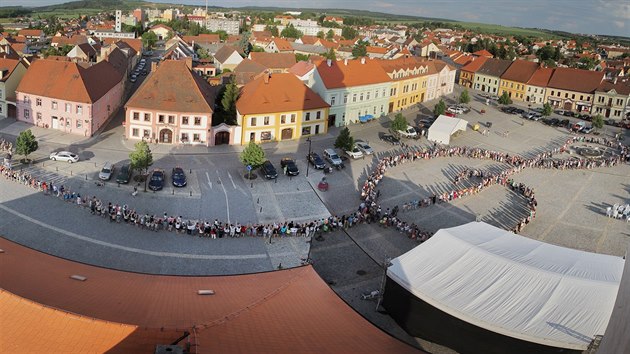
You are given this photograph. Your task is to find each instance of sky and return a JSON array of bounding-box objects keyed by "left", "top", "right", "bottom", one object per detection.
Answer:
[{"left": 4, "top": 0, "right": 630, "bottom": 37}]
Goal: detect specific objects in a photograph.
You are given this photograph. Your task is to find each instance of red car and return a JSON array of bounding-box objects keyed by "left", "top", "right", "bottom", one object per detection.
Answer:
[{"left": 445, "top": 112, "right": 456, "bottom": 117}]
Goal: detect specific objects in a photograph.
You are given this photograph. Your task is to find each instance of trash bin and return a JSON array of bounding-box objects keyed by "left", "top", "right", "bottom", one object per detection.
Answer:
[
  {"left": 487, "top": 122, "right": 493, "bottom": 128},
  {"left": 473, "top": 124, "right": 480, "bottom": 131}
]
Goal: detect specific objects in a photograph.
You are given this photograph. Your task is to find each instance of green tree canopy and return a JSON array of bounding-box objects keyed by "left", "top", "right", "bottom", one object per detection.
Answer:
[
  {"left": 295, "top": 53, "right": 309, "bottom": 62},
  {"left": 323, "top": 48, "right": 337, "bottom": 61},
  {"left": 433, "top": 99, "right": 446, "bottom": 117},
  {"left": 280, "top": 24, "right": 302, "bottom": 39},
  {"left": 542, "top": 103, "right": 552, "bottom": 116},
  {"left": 240, "top": 141, "right": 266, "bottom": 168},
  {"left": 141, "top": 31, "right": 157, "bottom": 50},
  {"left": 129, "top": 141, "right": 153, "bottom": 174},
  {"left": 351, "top": 41, "right": 367, "bottom": 58},
  {"left": 317, "top": 30, "right": 324, "bottom": 39},
  {"left": 334, "top": 127, "right": 354, "bottom": 152},
  {"left": 15, "top": 129, "right": 38, "bottom": 160},
  {"left": 342, "top": 26, "right": 358, "bottom": 40},
  {"left": 498, "top": 91, "right": 513, "bottom": 105},
  {"left": 220, "top": 79, "right": 239, "bottom": 125},
  {"left": 592, "top": 114, "right": 604, "bottom": 130},
  {"left": 326, "top": 29, "right": 335, "bottom": 40},
  {"left": 391, "top": 113, "right": 408, "bottom": 132},
  {"left": 265, "top": 25, "right": 279, "bottom": 37},
  {"left": 459, "top": 89, "right": 471, "bottom": 104}
]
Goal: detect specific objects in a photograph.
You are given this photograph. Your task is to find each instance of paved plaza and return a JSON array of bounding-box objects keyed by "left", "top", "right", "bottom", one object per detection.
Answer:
[{"left": 1, "top": 89, "right": 629, "bottom": 352}]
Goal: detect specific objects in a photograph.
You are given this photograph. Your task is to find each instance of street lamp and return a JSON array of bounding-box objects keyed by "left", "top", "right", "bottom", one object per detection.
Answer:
[{"left": 306, "top": 137, "right": 312, "bottom": 177}]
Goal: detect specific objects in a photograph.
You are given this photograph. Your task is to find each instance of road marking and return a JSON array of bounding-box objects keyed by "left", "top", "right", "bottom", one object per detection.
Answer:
[
  {"left": 216, "top": 170, "right": 230, "bottom": 223},
  {"left": 205, "top": 171, "right": 212, "bottom": 189},
  {"left": 227, "top": 171, "right": 237, "bottom": 189},
  {"left": 0, "top": 203, "right": 267, "bottom": 260}
]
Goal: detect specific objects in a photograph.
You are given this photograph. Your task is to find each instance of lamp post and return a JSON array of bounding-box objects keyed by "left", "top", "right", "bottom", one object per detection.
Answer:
[
  {"left": 141, "top": 136, "right": 148, "bottom": 192},
  {"left": 306, "top": 137, "right": 312, "bottom": 178}
]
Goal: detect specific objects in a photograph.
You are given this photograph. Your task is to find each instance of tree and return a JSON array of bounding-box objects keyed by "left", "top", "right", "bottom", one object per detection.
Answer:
[
  {"left": 129, "top": 141, "right": 153, "bottom": 191},
  {"left": 433, "top": 99, "right": 446, "bottom": 117},
  {"left": 220, "top": 79, "right": 239, "bottom": 125},
  {"left": 15, "top": 129, "right": 38, "bottom": 161},
  {"left": 323, "top": 48, "right": 336, "bottom": 61},
  {"left": 326, "top": 29, "right": 334, "bottom": 40},
  {"left": 317, "top": 30, "right": 324, "bottom": 39},
  {"left": 542, "top": 103, "right": 552, "bottom": 117},
  {"left": 240, "top": 141, "right": 266, "bottom": 170},
  {"left": 334, "top": 127, "right": 354, "bottom": 152},
  {"left": 351, "top": 41, "right": 367, "bottom": 58},
  {"left": 498, "top": 91, "right": 513, "bottom": 105},
  {"left": 459, "top": 89, "right": 471, "bottom": 104},
  {"left": 341, "top": 26, "right": 358, "bottom": 40},
  {"left": 280, "top": 24, "right": 302, "bottom": 39},
  {"left": 141, "top": 31, "right": 157, "bottom": 50},
  {"left": 265, "top": 25, "right": 279, "bottom": 37},
  {"left": 592, "top": 114, "right": 604, "bottom": 130},
  {"left": 295, "top": 53, "right": 309, "bottom": 62},
  {"left": 391, "top": 113, "right": 408, "bottom": 132}
]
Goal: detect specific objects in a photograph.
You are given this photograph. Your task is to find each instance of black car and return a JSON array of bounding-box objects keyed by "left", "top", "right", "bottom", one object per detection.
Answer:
[
  {"left": 549, "top": 118, "right": 560, "bottom": 126},
  {"left": 605, "top": 119, "right": 618, "bottom": 126},
  {"left": 380, "top": 134, "right": 401, "bottom": 145},
  {"left": 172, "top": 167, "right": 187, "bottom": 187},
  {"left": 308, "top": 153, "right": 326, "bottom": 169},
  {"left": 115, "top": 164, "right": 132, "bottom": 184},
  {"left": 280, "top": 158, "right": 299, "bottom": 176},
  {"left": 563, "top": 111, "right": 574, "bottom": 117},
  {"left": 261, "top": 160, "right": 278, "bottom": 179},
  {"left": 514, "top": 108, "right": 525, "bottom": 115},
  {"left": 559, "top": 119, "right": 569, "bottom": 127},
  {"left": 578, "top": 114, "right": 592, "bottom": 121},
  {"left": 148, "top": 170, "right": 165, "bottom": 191},
  {"left": 542, "top": 118, "right": 552, "bottom": 125}
]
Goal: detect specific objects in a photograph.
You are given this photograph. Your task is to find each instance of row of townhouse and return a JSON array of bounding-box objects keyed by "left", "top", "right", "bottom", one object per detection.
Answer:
[{"left": 459, "top": 58, "right": 630, "bottom": 121}]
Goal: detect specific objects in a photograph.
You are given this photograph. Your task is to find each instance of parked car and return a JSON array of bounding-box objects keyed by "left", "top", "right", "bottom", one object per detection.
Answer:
[
  {"left": 98, "top": 161, "right": 115, "bottom": 181},
  {"left": 447, "top": 106, "right": 464, "bottom": 115},
  {"left": 581, "top": 125, "right": 594, "bottom": 134},
  {"left": 307, "top": 153, "right": 326, "bottom": 169},
  {"left": 115, "top": 164, "right": 132, "bottom": 184},
  {"left": 563, "top": 111, "right": 574, "bottom": 117},
  {"left": 143, "top": 50, "right": 153, "bottom": 57},
  {"left": 418, "top": 118, "right": 435, "bottom": 128},
  {"left": 261, "top": 160, "right": 278, "bottom": 179},
  {"left": 172, "top": 167, "right": 187, "bottom": 187},
  {"left": 323, "top": 148, "right": 343, "bottom": 166},
  {"left": 605, "top": 119, "right": 618, "bottom": 126},
  {"left": 578, "top": 114, "right": 592, "bottom": 121},
  {"left": 559, "top": 119, "right": 570, "bottom": 127},
  {"left": 148, "top": 170, "right": 165, "bottom": 191},
  {"left": 49, "top": 151, "right": 79, "bottom": 163},
  {"left": 444, "top": 111, "right": 456, "bottom": 117},
  {"left": 522, "top": 112, "right": 534, "bottom": 119},
  {"left": 549, "top": 118, "right": 560, "bottom": 126},
  {"left": 531, "top": 113, "right": 543, "bottom": 121},
  {"left": 280, "top": 158, "right": 299, "bottom": 176},
  {"left": 572, "top": 121, "right": 586, "bottom": 132},
  {"left": 356, "top": 141, "right": 374, "bottom": 155},
  {"left": 380, "top": 134, "right": 400, "bottom": 145},
  {"left": 455, "top": 105, "right": 471, "bottom": 113},
  {"left": 555, "top": 109, "right": 566, "bottom": 116},
  {"left": 396, "top": 125, "right": 418, "bottom": 138},
  {"left": 345, "top": 146, "right": 364, "bottom": 159}
]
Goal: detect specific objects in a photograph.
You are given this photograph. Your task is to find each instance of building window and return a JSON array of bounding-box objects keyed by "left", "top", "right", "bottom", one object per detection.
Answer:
[
  {"left": 24, "top": 109, "right": 30, "bottom": 118},
  {"left": 181, "top": 133, "right": 189, "bottom": 142},
  {"left": 132, "top": 128, "right": 139, "bottom": 137},
  {"left": 144, "top": 113, "right": 150, "bottom": 122},
  {"left": 158, "top": 114, "right": 165, "bottom": 123},
  {"left": 182, "top": 116, "right": 189, "bottom": 125},
  {"left": 66, "top": 118, "right": 71, "bottom": 127},
  {"left": 264, "top": 116, "right": 270, "bottom": 125},
  {"left": 305, "top": 112, "right": 310, "bottom": 121},
  {"left": 301, "top": 126, "right": 312, "bottom": 135},
  {"left": 193, "top": 133, "right": 200, "bottom": 142},
  {"left": 375, "top": 90, "right": 379, "bottom": 98},
  {"left": 330, "top": 96, "right": 336, "bottom": 105},
  {"left": 316, "top": 111, "right": 321, "bottom": 119},
  {"left": 383, "top": 89, "right": 386, "bottom": 97},
  {"left": 76, "top": 105, "right": 82, "bottom": 115},
  {"left": 291, "top": 114, "right": 296, "bottom": 123},
  {"left": 366, "top": 92, "right": 370, "bottom": 100},
  {"left": 360, "top": 93, "right": 364, "bottom": 101},
  {"left": 36, "top": 112, "right": 42, "bottom": 120},
  {"left": 352, "top": 94, "right": 357, "bottom": 103},
  {"left": 261, "top": 131, "right": 272, "bottom": 141},
  {"left": 343, "top": 94, "right": 348, "bottom": 104},
  {"left": 281, "top": 114, "right": 286, "bottom": 124},
  {"left": 36, "top": 98, "right": 42, "bottom": 106},
  {"left": 65, "top": 103, "right": 71, "bottom": 113},
  {"left": 23, "top": 95, "right": 30, "bottom": 103},
  {"left": 168, "top": 115, "right": 175, "bottom": 124},
  {"left": 194, "top": 116, "right": 201, "bottom": 126},
  {"left": 52, "top": 101, "right": 58, "bottom": 110},
  {"left": 133, "top": 112, "right": 139, "bottom": 120},
  {"left": 76, "top": 119, "right": 82, "bottom": 128},
  {"left": 250, "top": 117, "right": 256, "bottom": 126}
]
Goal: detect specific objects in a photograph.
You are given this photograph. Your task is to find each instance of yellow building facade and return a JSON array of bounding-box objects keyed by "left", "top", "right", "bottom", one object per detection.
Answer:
[
  {"left": 380, "top": 57, "right": 430, "bottom": 113},
  {"left": 239, "top": 107, "right": 329, "bottom": 145},
  {"left": 498, "top": 79, "right": 528, "bottom": 102}
]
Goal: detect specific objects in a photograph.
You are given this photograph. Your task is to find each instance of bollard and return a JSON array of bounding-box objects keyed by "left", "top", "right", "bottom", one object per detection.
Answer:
[
  {"left": 189, "top": 190, "right": 192, "bottom": 197},
  {"left": 260, "top": 206, "right": 263, "bottom": 213},
  {"left": 189, "top": 168, "right": 192, "bottom": 174},
  {"left": 70, "top": 170, "right": 73, "bottom": 176},
  {"left": 94, "top": 162, "right": 97, "bottom": 168},
  {"left": 257, "top": 197, "right": 259, "bottom": 204},
  {"left": 118, "top": 182, "right": 120, "bottom": 187},
  {"left": 56, "top": 167, "right": 58, "bottom": 172},
  {"left": 85, "top": 174, "right": 87, "bottom": 180},
  {"left": 172, "top": 189, "right": 174, "bottom": 195},
  {"left": 42, "top": 162, "right": 45, "bottom": 167},
  {"left": 251, "top": 182, "right": 253, "bottom": 188}
]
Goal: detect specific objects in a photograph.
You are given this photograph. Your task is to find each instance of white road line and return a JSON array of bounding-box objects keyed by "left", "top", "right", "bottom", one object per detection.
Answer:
[
  {"left": 227, "top": 171, "right": 237, "bottom": 189},
  {"left": 217, "top": 170, "right": 230, "bottom": 223},
  {"left": 205, "top": 171, "right": 212, "bottom": 189},
  {"left": 0, "top": 203, "right": 266, "bottom": 260}
]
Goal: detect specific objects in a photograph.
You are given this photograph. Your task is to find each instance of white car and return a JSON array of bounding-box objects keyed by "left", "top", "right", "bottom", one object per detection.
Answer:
[
  {"left": 356, "top": 141, "right": 374, "bottom": 155},
  {"left": 345, "top": 146, "right": 364, "bottom": 159},
  {"left": 397, "top": 125, "right": 418, "bottom": 138},
  {"left": 49, "top": 151, "right": 79, "bottom": 163},
  {"left": 447, "top": 107, "right": 464, "bottom": 115}
]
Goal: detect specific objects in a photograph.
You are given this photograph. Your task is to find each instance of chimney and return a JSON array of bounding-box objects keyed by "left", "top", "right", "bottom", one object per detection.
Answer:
[
  {"left": 151, "top": 61, "right": 158, "bottom": 72},
  {"left": 361, "top": 57, "right": 366, "bottom": 64},
  {"left": 327, "top": 59, "right": 332, "bottom": 67},
  {"left": 264, "top": 70, "right": 270, "bottom": 84},
  {"left": 344, "top": 58, "right": 348, "bottom": 66}
]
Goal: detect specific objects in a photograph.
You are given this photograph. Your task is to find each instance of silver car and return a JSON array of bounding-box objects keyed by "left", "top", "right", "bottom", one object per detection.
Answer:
[
  {"left": 49, "top": 151, "right": 79, "bottom": 163},
  {"left": 356, "top": 141, "right": 374, "bottom": 155},
  {"left": 98, "top": 161, "right": 114, "bottom": 180}
]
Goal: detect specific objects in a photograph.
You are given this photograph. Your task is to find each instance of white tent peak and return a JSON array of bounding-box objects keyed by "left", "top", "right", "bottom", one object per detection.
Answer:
[{"left": 427, "top": 115, "right": 468, "bottom": 145}]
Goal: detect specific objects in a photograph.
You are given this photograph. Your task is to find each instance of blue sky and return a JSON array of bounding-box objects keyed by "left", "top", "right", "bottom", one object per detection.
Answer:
[{"left": 4, "top": 0, "right": 629, "bottom": 37}]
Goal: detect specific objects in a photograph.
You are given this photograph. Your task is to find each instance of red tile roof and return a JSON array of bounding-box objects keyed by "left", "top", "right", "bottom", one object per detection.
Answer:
[
  {"left": 126, "top": 60, "right": 215, "bottom": 113},
  {"left": 103, "top": 38, "right": 143, "bottom": 54},
  {"left": 237, "top": 73, "right": 329, "bottom": 115},
  {"left": 289, "top": 60, "right": 315, "bottom": 77},
  {"left": 472, "top": 49, "right": 493, "bottom": 58},
  {"left": 547, "top": 67, "right": 604, "bottom": 93},
  {"left": 500, "top": 59, "right": 540, "bottom": 83},
  {"left": 17, "top": 29, "right": 43, "bottom": 38},
  {"left": 0, "top": 238, "right": 420, "bottom": 354},
  {"left": 249, "top": 52, "right": 296, "bottom": 70},
  {"left": 596, "top": 79, "right": 630, "bottom": 95},
  {"left": 460, "top": 56, "right": 489, "bottom": 73},
  {"left": 16, "top": 59, "right": 122, "bottom": 103},
  {"left": 271, "top": 37, "right": 293, "bottom": 51},
  {"left": 0, "top": 57, "right": 23, "bottom": 82},
  {"left": 527, "top": 67, "right": 554, "bottom": 87},
  {"left": 316, "top": 58, "right": 391, "bottom": 89}
]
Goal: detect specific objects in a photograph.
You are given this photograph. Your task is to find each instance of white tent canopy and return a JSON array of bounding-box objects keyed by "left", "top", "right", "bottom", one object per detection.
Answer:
[
  {"left": 427, "top": 115, "right": 468, "bottom": 145},
  {"left": 387, "top": 222, "right": 624, "bottom": 350}
]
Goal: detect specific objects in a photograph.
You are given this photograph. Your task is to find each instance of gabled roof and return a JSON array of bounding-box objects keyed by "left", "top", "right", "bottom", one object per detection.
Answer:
[
  {"left": 476, "top": 58, "right": 512, "bottom": 77},
  {"left": 270, "top": 37, "right": 293, "bottom": 51},
  {"left": 315, "top": 58, "right": 391, "bottom": 89},
  {"left": 232, "top": 58, "right": 267, "bottom": 85},
  {"left": 249, "top": 52, "right": 296, "bottom": 70},
  {"left": 500, "top": 59, "right": 539, "bottom": 83},
  {"left": 378, "top": 56, "right": 429, "bottom": 78},
  {"left": 472, "top": 49, "right": 493, "bottom": 58},
  {"left": 547, "top": 67, "right": 604, "bottom": 93},
  {"left": 102, "top": 38, "right": 142, "bottom": 54},
  {"left": 213, "top": 45, "right": 241, "bottom": 64},
  {"left": 237, "top": 73, "right": 329, "bottom": 115},
  {"left": 75, "top": 42, "right": 97, "bottom": 57},
  {"left": 16, "top": 59, "right": 122, "bottom": 103},
  {"left": 149, "top": 23, "right": 173, "bottom": 31},
  {"left": 0, "top": 57, "right": 23, "bottom": 82},
  {"left": 596, "top": 79, "right": 630, "bottom": 96},
  {"left": 126, "top": 60, "right": 214, "bottom": 113},
  {"left": 289, "top": 60, "right": 315, "bottom": 77},
  {"left": 52, "top": 35, "right": 88, "bottom": 47},
  {"left": 105, "top": 47, "right": 129, "bottom": 76},
  {"left": 182, "top": 34, "right": 221, "bottom": 46},
  {"left": 527, "top": 67, "right": 554, "bottom": 87},
  {"left": 367, "top": 46, "right": 388, "bottom": 54},
  {"left": 18, "top": 29, "right": 44, "bottom": 37},
  {"left": 460, "top": 56, "right": 489, "bottom": 73}
]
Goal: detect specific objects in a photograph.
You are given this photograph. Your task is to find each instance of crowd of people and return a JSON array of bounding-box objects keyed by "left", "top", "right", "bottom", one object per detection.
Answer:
[{"left": 0, "top": 138, "right": 12, "bottom": 153}]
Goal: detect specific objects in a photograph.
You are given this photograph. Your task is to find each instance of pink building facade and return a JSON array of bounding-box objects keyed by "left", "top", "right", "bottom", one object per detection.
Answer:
[{"left": 125, "top": 108, "right": 212, "bottom": 145}]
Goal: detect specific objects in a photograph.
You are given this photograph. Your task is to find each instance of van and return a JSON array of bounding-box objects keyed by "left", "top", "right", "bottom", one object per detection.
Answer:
[
  {"left": 323, "top": 148, "right": 343, "bottom": 166},
  {"left": 98, "top": 161, "right": 114, "bottom": 180}
]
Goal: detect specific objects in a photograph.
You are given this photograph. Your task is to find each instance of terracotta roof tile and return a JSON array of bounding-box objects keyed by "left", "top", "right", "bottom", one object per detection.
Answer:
[
  {"left": 17, "top": 29, "right": 43, "bottom": 37},
  {"left": 288, "top": 60, "right": 315, "bottom": 77},
  {"left": 16, "top": 59, "right": 122, "bottom": 103},
  {"left": 249, "top": 52, "right": 296, "bottom": 70},
  {"left": 126, "top": 60, "right": 215, "bottom": 113},
  {"left": 271, "top": 37, "right": 293, "bottom": 51},
  {"left": 0, "top": 57, "right": 22, "bottom": 82},
  {"left": 527, "top": 67, "right": 554, "bottom": 87},
  {"left": 0, "top": 239, "right": 420, "bottom": 353},
  {"left": 213, "top": 45, "right": 240, "bottom": 64},
  {"left": 236, "top": 73, "right": 329, "bottom": 115},
  {"left": 472, "top": 49, "right": 493, "bottom": 58},
  {"left": 460, "top": 56, "right": 489, "bottom": 73},
  {"left": 547, "top": 67, "right": 604, "bottom": 93},
  {"left": 500, "top": 59, "right": 540, "bottom": 83},
  {"left": 367, "top": 46, "right": 389, "bottom": 54},
  {"left": 596, "top": 79, "right": 630, "bottom": 95},
  {"left": 316, "top": 58, "right": 391, "bottom": 89},
  {"left": 103, "top": 38, "right": 143, "bottom": 54}
]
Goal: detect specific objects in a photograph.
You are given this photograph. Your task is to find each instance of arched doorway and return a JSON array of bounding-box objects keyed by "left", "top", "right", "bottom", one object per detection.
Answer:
[
  {"left": 281, "top": 128, "right": 293, "bottom": 140},
  {"left": 159, "top": 128, "right": 173, "bottom": 143},
  {"left": 215, "top": 131, "right": 230, "bottom": 145},
  {"left": 563, "top": 101, "right": 573, "bottom": 111}
]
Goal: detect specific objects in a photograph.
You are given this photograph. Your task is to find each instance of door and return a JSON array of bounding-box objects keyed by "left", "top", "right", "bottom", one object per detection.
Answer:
[
  {"left": 281, "top": 128, "right": 293, "bottom": 140},
  {"left": 563, "top": 101, "right": 573, "bottom": 111},
  {"left": 328, "top": 114, "right": 336, "bottom": 127},
  {"left": 215, "top": 131, "right": 230, "bottom": 145},
  {"left": 51, "top": 116, "right": 59, "bottom": 129},
  {"left": 315, "top": 125, "right": 320, "bottom": 135},
  {"left": 159, "top": 129, "right": 172, "bottom": 143},
  {"left": 388, "top": 102, "right": 394, "bottom": 113}
]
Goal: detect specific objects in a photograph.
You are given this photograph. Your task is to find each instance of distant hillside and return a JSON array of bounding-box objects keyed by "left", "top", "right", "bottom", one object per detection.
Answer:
[{"left": 34, "top": 0, "right": 137, "bottom": 11}]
